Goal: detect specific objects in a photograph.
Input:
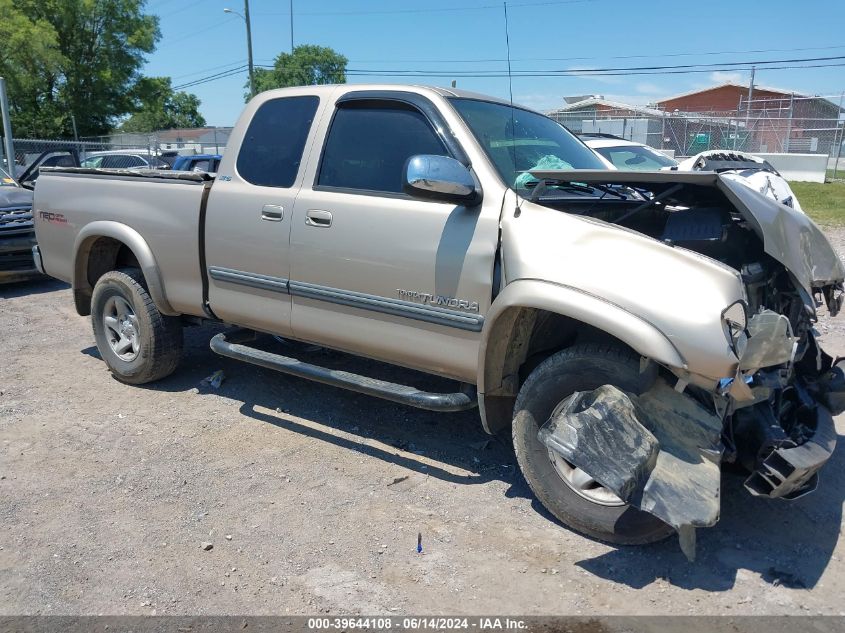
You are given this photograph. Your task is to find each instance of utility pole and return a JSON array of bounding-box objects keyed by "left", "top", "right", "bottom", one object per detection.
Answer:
[
  {"left": 0, "top": 77, "right": 15, "bottom": 174},
  {"left": 744, "top": 66, "right": 755, "bottom": 148},
  {"left": 244, "top": 0, "right": 255, "bottom": 98},
  {"left": 225, "top": 2, "right": 255, "bottom": 98},
  {"left": 290, "top": 0, "right": 294, "bottom": 53},
  {"left": 784, "top": 93, "right": 794, "bottom": 153},
  {"left": 833, "top": 91, "right": 844, "bottom": 180},
  {"left": 734, "top": 95, "right": 742, "bottom": 150}
]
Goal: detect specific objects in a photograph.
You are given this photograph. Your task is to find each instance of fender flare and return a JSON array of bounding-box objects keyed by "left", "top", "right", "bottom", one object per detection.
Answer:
[
  {"left": 73, "top": 221, "right": 177, "bottom": 316},
  {"left": 477, "top": 279, "right": 686, "bottom": 434}
]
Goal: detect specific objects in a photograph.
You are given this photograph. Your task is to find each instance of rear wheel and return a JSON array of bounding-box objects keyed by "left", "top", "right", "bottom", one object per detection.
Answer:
[
  {"left": 512, "top": 343, "right": 673, "bottom": 545},
  {"left": 91, "top": 268, "right": 183, "bottom": 384}
]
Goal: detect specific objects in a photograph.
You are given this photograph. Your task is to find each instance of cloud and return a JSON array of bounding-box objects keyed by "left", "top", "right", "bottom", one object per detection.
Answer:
[
  {"left": 709, "top": 71, "right": 744, "bottom": 84},
  {"left": 635, "top": 82, "right": 662, "bottom": 95}
]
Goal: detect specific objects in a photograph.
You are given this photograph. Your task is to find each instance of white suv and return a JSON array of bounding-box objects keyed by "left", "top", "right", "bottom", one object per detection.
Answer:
[{"left": 581, "top": 134, "right": 803, "bottom": 212}]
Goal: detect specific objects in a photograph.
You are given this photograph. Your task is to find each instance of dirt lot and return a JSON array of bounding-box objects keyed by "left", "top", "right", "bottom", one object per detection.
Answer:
[{"left": 3, "top": 232, "right": 845, "bottom": 616}]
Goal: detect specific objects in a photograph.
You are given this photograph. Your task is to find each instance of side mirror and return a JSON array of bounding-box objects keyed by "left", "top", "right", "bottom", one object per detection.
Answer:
[{"left": 403, "top": 155, "right": 482, "bottom": 206}]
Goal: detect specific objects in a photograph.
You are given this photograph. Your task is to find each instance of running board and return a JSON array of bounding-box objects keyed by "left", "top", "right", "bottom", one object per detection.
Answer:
[{"left": 209, "top": 329, "right": 478, "bottom": 412}]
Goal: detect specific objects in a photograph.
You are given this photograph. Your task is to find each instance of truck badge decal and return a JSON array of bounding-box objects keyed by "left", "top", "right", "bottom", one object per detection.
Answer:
[
  {"left": 397, "top": 289, "right": 479, "bottom": 313},
  {"left": 38, "top": 210, "right": 68, "bottom": 225}
]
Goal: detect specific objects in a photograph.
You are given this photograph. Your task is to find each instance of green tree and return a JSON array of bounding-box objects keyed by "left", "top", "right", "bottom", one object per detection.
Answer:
[
  {"left": 0, "top": 0, "right": 65, "bottom": 137},
  {"left": 250, "top": 45, "right": 347, "bottom": 99},
  {"left": 0, "top": 0, "right": 160, "bottom": 137},
  {"left": 120, "top": 77, "right": 206, "bottom": 133}
]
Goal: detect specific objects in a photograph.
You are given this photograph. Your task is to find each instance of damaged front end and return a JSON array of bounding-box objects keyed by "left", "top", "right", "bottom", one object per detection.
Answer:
[
  {"left": 525, "top": 170, "right": 845, "bottom": 558},
  {"left": 724, "top": 311, "right": 842, "bottom": 502}
]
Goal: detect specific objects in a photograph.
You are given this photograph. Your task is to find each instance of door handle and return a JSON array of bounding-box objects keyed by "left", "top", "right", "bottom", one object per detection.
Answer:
[
  {"left": 261, "top": 204, "right": 284, "bottom": 221},
  {"left": 305, "top": 209, "right": 333, "bottom": 228}
]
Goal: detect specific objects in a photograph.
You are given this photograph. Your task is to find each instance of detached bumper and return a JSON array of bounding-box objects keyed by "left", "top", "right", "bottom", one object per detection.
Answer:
[{"left": 744, "top": 404, "right": 836, "bottom": 499}]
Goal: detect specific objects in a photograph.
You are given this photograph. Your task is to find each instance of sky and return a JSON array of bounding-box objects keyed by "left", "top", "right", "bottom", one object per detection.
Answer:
[{"left": 142, "top": 0, "right": 845, "bottom": 127}]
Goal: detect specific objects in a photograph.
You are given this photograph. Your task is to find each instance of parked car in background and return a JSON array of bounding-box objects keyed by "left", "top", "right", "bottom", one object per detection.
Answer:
[
  {"left": 581, "top": 134, "right": 804, "bottom": 211},
  {"left": 172, "top": 154, "right": 222, "bottom": 172},
  {"left": 675, "top": 150, "right": 804, "bottom": 212},
  {"left": 80, "top": 150, "right": 170, "bottom": 170},
  {"left": 15, "top": 150, "right": 80, "bottom": 183},
  {"left": 580, "top": 133, "right": 678, "bottom": 170},
  {"left": 0, "top": 163, "right": 39, "bottom": 283},
  {"left": 158, "top": 151, "right": 180, "bottom": 168}
]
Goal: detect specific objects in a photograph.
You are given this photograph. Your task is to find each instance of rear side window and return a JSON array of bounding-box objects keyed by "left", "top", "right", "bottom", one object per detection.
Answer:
[
  {"left": 317, "top": 102, "right": 448, "bottom": 194},
  {"left": 81, "top": 156, "right": 104, "bottom": 168},
  {"left": 102, "top": 155, "right": 145, "bottom": 169},
  {"left": 237, "top": 95, "right": 320, "bottom": 188}
]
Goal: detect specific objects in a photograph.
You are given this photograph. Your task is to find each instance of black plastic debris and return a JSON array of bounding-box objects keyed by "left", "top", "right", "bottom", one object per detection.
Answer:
[{"left": 538, "top": 380, "right": 724, "bottom": 560}]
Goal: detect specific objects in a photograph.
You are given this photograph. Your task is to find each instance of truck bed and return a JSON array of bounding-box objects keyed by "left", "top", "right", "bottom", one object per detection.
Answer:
[{"left": 34, "top": 168, "right": 213, "bottom": 316}]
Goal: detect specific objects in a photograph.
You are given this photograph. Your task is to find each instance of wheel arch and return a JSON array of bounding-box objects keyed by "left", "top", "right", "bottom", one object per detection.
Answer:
[
  {"left": 477, "top": 279, "right": 686, "bottom": 434},
  {"left": 72, "top": 221, "right": 176, "bottom": 317}
]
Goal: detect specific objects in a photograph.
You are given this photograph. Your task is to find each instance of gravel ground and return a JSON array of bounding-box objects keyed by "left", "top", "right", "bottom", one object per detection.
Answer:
[{"left": 3, "top": 231, "right": 845, "bottom": 616}]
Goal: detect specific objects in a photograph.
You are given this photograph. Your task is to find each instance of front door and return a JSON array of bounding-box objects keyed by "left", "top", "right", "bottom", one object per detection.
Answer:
[{"left": 289, "top": 95, "right": 500, "bottom": 382}]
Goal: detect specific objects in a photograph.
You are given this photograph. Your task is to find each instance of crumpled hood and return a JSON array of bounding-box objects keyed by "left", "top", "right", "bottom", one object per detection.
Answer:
[
  {"left": 0, "top": 186, "right": 33, "bottom": 210},
  {"left": 525, "top": 169, "right": 845, "bottom": 296},
  {"left": 716, "top": 173, "right": 844, "bottom": 293}
]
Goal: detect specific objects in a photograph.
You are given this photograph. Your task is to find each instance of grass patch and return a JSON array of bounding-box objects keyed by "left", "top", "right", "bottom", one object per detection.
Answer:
[{"left": 789, "top": 180, "right": 845, "bottom": 225}]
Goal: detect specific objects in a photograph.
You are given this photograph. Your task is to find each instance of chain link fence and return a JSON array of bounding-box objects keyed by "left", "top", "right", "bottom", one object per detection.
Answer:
[
  {"left": 548, "top": 94, "right": 845, "bottom": 179},
  {"left": 1, "top": 128, "right": 232, "bottom": 176}
]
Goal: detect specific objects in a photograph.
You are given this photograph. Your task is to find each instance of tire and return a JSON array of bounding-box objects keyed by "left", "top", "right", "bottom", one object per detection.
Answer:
[
  {"left": 512, "top": 343, "right": 674, "bottom": 545},
  {"left": 91, "top": 268, "right": 183, "bottom": 385}
]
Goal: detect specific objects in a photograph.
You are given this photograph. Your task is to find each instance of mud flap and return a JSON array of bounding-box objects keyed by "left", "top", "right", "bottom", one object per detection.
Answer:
[{"left": 538, "top": 380, "right": 723, "bottom": 560}]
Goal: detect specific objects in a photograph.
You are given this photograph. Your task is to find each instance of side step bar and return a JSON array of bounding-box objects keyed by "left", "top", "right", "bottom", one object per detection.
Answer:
[{"left": 209, "top": 329, "right": 478, "bottom": 412}]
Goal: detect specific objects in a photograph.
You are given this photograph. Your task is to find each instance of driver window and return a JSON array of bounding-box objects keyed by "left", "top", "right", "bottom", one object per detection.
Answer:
[{"left": 318, "top": 102, "right": 449, "bottom": 194}]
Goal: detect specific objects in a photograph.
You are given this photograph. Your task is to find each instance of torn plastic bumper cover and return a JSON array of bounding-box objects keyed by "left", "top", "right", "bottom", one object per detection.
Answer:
[
  {"left": 538, "top": 380, "right": 723, "bottom": 559},
  {"left": 737, "top": 401, "right": 836, "bottom": 500}
]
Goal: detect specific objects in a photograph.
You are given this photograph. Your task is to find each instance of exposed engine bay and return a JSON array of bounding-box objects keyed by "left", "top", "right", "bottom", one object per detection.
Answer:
[{"left": 524, "top": 169, "right": 845, "bottom": 557}]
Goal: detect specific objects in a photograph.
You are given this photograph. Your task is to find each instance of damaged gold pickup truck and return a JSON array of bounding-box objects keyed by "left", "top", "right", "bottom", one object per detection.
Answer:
[{"left": 31, "top": 85, "right": 845, "bottom": 558}]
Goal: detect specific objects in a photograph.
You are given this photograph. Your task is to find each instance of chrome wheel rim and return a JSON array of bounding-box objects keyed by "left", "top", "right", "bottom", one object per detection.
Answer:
[
  {"left": 103, "top": 296, "right": 140, "bottom": 362},
  {"left": 548, "top": 449, "right": 626, "bottom": 507}
]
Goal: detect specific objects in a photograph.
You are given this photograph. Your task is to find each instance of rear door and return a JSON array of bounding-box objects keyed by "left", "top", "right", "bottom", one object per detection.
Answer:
[
  {"left": 288, "top": 92, "right": 500, "bottom": 381},
  {"left": 204, "top": 94, "right": 322, "bottom": 335}
]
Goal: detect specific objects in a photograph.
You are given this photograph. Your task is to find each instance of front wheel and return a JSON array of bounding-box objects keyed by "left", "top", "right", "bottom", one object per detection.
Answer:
[
  {"left": 91, "top": 268, "right": 183, "bottom": 384},
  {"left": 512, "top": 343, "right": 673, "bottom": 545}
]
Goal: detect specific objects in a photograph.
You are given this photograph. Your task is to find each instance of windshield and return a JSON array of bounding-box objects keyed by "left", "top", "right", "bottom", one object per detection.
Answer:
[
  {"left": 449, "top": 98, "right": 606, "bottom": 191},
  {"left": 0, "top": 164, "right": 17, "bottom": 186},
  {"left": 594, "top": 144, "right": 677, "bottom": 170}
]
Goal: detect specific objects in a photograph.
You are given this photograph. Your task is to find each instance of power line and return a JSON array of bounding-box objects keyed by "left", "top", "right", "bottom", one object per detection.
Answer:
[
  {"left": 158, "top": 0, "right": 206, "bottom": 18},
  {"left": 254, "top": 0, "right": 594, "bottom": 16},
  {"left": 171, "top": 59, "right": 248, "bottom": 81},
  {"left": 338, "top": 55, "right": 845, "bottom": 76},
  {"left": 173, "top": 66, "right": 249, "bottom": 90},
  {"left": 344, "top": 44, "right": 845, "bottom": 65},
  {"left": 156, "top": 17, "right": 239, "bottom": 51},
  {"left": 171, "top": 54, "right": 845, "bottom": 91},
  {"left": 340, "top": 61, "right": 845, "bottom": 79}
]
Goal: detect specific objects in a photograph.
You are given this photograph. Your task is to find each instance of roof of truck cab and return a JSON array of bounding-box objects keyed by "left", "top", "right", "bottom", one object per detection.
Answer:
[{"left": 252, "top": 84, "right": 524, "bottom": 110}]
